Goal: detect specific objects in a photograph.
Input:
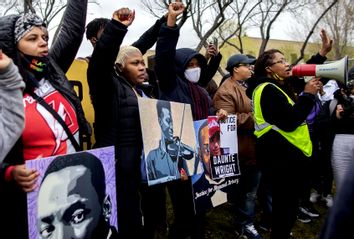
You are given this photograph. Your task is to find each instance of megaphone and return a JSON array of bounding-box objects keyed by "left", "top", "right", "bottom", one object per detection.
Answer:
[{"left": 292, "top": 55, "right": 348, "bottom": 84}]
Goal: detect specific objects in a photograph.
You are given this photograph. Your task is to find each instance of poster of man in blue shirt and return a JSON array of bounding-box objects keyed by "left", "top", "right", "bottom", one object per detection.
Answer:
[{"left": 139, "top": 98, "right": 196, "bottom": 186}]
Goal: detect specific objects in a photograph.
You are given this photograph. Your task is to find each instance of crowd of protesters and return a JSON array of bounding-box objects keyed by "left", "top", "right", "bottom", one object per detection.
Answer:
[{"left": 0, "top": 0, "right": 352, "bottom": 238}]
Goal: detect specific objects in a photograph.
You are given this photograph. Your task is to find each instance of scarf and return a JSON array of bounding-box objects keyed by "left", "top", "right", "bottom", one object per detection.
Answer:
[{"left": 188, "top": 81, "right": 209, "bottom": 120}]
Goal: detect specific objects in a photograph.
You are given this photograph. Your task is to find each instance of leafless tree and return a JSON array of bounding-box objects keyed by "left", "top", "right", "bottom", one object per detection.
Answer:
[
  {"left": 1, "top": 0, "right": 98, "bottom": 41},
  {"left": 1, "top": 0, "right": 67, "bottom": 26},
  {"left": 0, "top": 0, "right": 20, "bottom": 16},
  {"left": 293, "top": 0, "right": 338, "bottom": 64},
  {"left": 141, "top": 0, "right": 191, "bottom": 28},
  {"left": 319, "top": 0, "right": 354, "bottom": 59},
  {"left": 217, "top": 0, "right": 262, "bottom": 54},
  {"left": 190, "top": 0, "right": 233, "bottom": 51}
]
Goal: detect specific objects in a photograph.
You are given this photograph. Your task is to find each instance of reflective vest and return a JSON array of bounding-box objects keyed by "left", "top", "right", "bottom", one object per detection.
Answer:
[{"left": 252, "top": 82, "right": 312, "bottom": 157}]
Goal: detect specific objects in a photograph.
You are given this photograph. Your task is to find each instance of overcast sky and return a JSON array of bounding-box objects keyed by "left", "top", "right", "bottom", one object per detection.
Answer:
[
  {"left": 76, "top": 0, "right": 197, "bottom": 57},
  {"left": 74, "top": 0, "right": 291, "bottom": 58}
]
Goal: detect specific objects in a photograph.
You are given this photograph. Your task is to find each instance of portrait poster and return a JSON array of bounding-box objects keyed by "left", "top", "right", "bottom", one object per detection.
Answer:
[
  {"left": 208, "top": 115, "right": 240, "bottom": 179},
  {"left": 191, "top": 119, "right": 239, "bottom": 214},
  {"left": 26, "top": 146, "right": 118, "bottom": 239},
  {"left": 138, "top": 98, "right": 197, "bottom": 186}
]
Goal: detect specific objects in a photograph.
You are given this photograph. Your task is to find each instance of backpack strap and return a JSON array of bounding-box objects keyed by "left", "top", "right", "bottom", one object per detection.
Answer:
[{"left": 30, "top": 92, "right": 81, "bottom": 152}]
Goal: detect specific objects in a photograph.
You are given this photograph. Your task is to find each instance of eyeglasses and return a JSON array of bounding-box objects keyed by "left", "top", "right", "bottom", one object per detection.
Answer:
[{"left": 269, "top": 59, "right": 288, "bottom": 66}]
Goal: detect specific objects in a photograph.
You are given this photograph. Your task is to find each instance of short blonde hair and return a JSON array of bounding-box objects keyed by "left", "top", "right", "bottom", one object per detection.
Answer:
[{"left": 115, "top": 45, "right": 142, "bottom": 68}]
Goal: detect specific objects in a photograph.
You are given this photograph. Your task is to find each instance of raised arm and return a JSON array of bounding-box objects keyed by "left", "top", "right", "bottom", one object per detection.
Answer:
[
  {"left": 307, "top": 29, "right": 333, "bottom": 64},
  {"left": 87, "top": 8, "right": 134, "bottom": 105},
  {"left": 49, "top": 0, "right": 88, "bottom": 72},
  {"left": 0, "top": 51, "right": 25, "bottom": 162},
  {"left": 154, "top": 1, "right": 184, "bottom": 92},
  {"left": 132, "top": 14, "right": 167, "bottom": 55},
  {"left": 199, "top": 43, "right": 222, "bottom": 87}
]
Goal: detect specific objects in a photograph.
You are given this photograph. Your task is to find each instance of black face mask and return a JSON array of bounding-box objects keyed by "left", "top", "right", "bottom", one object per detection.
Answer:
[{"left": 21, "top": 54, "right": 49, "bottom": 81}]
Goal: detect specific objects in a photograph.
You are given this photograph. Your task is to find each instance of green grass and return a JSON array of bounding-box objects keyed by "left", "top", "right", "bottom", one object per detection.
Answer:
[{"left": 163, "top": 194, "right": 330, "bottom": 239}]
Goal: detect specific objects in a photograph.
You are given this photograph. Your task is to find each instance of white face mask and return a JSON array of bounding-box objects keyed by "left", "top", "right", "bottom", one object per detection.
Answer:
[{"left": 184, "top": 67, "right": 201, "bottom": 83}]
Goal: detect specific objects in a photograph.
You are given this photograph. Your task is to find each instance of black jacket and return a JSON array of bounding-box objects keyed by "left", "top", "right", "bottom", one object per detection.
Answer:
[
  {"left": 245, "top": 53, "right": 327, "bottom": 169},
  {"left": 0, "top": 1, "right": 89, "bottom": 238},
  {"left": 154, "top": 24, "right": 215, "bottom": 119},
  {"left": 87, "top": 16, "right": 166, "bottom": 234},
  {"left": 87, "top": 16, "right": 166, "bottom": 149}
]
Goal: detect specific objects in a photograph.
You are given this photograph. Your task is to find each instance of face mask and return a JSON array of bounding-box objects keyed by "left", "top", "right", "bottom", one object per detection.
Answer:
[
  {"left": 184, "top": 67, "right": 201, "bottom": 83},
  {"left": 21, "top": 54, "right": 49, "bottom": 80},
  {"left": 271, "top": 72, "right": 284, "bottom": 81}
]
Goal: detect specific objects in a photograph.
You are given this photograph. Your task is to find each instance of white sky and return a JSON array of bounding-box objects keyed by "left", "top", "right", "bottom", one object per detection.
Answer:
[{"left": 73, "top": 0, "right": 291, "bottom": 58}]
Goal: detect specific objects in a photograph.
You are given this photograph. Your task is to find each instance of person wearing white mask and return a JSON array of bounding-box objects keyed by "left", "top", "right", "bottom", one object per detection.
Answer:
[{"left": 154, "top": 2, "right": 227, "bottom": 238}]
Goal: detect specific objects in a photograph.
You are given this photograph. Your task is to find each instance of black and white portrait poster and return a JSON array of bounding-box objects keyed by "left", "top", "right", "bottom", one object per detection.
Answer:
[{"left": 26, "top": 146, "right": 118, "bottom": 239}]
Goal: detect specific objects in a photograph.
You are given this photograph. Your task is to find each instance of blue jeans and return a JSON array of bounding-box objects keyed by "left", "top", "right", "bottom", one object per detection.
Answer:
[{"left": 229, "top": 165, "right": 262, "bottom": 226}]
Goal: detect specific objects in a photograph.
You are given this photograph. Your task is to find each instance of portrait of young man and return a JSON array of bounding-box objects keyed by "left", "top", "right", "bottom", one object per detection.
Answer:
[
  {"left": 138, "top": 98, "right": 196, "bottom": 186},
  {"left": 192, "top": 120, "right": 239, "bottom": 214},
  {"left": 26, "top": 147, "right": 117, "bottom": 239}
]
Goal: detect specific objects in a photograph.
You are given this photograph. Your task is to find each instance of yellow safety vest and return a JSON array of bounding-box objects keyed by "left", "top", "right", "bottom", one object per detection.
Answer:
[{"left": 252, "top": 82, "right": 312, "bottom": 157}]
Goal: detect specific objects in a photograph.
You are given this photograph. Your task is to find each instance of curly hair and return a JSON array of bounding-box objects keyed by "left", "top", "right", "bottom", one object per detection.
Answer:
[{"left": 254, "top": 49, "right": 283, "bottom": 78}]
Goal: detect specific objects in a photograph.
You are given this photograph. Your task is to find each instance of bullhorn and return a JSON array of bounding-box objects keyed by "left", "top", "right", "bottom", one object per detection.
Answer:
[{"left": 292, "top": 56, "right": 348, "bottom": 84}]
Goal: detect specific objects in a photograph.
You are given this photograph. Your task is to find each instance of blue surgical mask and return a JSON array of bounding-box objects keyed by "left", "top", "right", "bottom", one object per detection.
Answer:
[{"left": 184, "top": 67, "right": 201, "bottom": 83}]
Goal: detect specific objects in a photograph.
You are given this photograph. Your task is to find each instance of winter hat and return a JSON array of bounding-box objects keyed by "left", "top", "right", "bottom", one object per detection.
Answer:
[{"left": 14, "top": 13, "right": 45, "bottom": 43}]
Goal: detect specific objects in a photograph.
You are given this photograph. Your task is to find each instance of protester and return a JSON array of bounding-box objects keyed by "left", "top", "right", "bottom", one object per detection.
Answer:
[
  {"left": 85, "top": 13, "right": 166, "bottom": 99},
  {"left": 248, "top": 49, "right": 319, "bottom": 238},
  {"left": 245, "top": 28, "right": 332, "bottom": 238},
  {"left": 0, "top": 0, "right": 90, "bottom": 238},
  {"left": 328, "top": 81, "right": 354, "bottom": 192},
  {"left": 87, "top": 7, "right": 173, "bottom": 238},
  {"left": 154, "top": 2, "right": 227, "bottom": 238},
  {"left": 0, "top": 50, "right": 25, "bottom": 162},
  {"left": 86, "top": 18, "right": 110, "bottom": 49},
  {"left": 310, "top": 79, "right": 342, "bottom": 208},
  {"left": 213, "top": 54, "right": 261, "bottom": 239}
]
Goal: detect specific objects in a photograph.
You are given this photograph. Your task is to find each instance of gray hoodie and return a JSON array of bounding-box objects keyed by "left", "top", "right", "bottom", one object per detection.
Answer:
[{"left": 0, "top": 61, "right": 25, "bottom": 162}]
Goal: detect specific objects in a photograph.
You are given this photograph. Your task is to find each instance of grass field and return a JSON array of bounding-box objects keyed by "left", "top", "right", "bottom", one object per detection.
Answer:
[
  {"left": 163, "top": 194, "right": 331, "bottom": 239},
  {"left": 203, "top": 202, "right": 329, "bottom": 239}
]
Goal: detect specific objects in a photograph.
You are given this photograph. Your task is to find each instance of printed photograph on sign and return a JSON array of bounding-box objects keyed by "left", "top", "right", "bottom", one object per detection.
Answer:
[
  {"left": 208, "top": 115, "right": 240, "bottom": 179},
  {"left": 138, "top": 98, "right": 197, "bottom": 186},
  {"left": 26, "top": 146, "right": 118, "bottom": 239},
  {"left": 191, "top": 119, "right": 239, "bottom": 214}
]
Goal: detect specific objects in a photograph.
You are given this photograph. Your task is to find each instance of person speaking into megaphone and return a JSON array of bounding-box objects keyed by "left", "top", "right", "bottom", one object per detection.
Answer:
[{"left": 245, "top": 29, "right": 333, "bottom": 239}]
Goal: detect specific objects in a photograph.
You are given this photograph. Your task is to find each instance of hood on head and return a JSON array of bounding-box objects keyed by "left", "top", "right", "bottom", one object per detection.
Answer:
[
  {"left": 175, "top": 48, "right": 207, "bottom": 79},
  {"left": 0, "top": 14, "right": 21, "bottom": 64}
]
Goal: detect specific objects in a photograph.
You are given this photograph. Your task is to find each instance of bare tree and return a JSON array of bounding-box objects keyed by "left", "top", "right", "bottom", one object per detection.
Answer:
[
  {"left": 0, "top": 0, "right": 20, "bottom": 16},
  {"left": 0, "top": 0, "right": 98, "bottom": 41},
  {"left": 319, "top": 0, "right": 354, "bottom": 59},
  {"left": 190, "top": 0, "right": 233, "bottom": 51},
  {"left": 217, "top": 0, "right": 262, "bottom": 54},
  {"left": 141, "top": 0, "right": 191, "bottom": 28},
  {"left": 255, "top": 0, "right": 291, "bottom": 55},
  {"left": 0, "top": 0, "right": 66, "bottom": 26},
  {"left": 294, "top": 0, "right": 338, "bottom": 64}
]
